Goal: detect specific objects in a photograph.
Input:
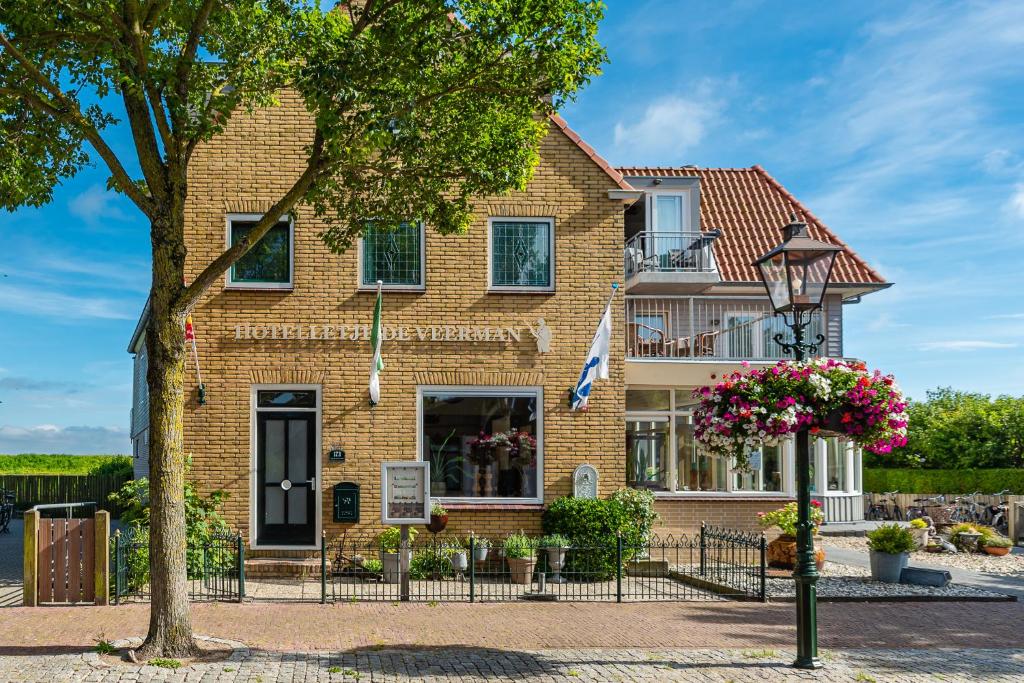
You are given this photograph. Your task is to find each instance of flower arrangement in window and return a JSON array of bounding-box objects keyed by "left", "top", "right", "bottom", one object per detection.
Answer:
[
  {"left": 467, "top": 429, "right": 537, "bottom": 467},
  {"left": 693, "top": 358, "right": 907, "bottom": 470}
]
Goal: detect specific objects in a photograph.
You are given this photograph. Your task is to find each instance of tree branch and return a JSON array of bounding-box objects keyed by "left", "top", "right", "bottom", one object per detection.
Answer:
[
  {"left": 0, "top": 35, "right": 153, "bottom": 213},
  {"left": 178, "top": 130, "right": 326, "bottom": 313}
]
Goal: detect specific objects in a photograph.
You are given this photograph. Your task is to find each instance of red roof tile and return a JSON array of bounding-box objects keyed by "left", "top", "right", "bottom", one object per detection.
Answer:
[{"left": 616, "top": 165, "right": 887, "bottom": 285}]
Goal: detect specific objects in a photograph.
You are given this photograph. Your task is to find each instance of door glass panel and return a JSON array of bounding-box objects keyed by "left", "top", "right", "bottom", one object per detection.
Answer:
[
  {"left": 265, "top": 487, "right": 285, "bottom": 524},
  {"left": 726, "top": 314, "right": 756, "bottom": 358},
  {"left": 626, "top": 419, "right": 668, "bottom": 490},
  {"left": 287, "top": 420, "right": 308, "bottom": 482},
  {"left": 287, "top": 487, "right": 307, "bottom": 524},
  {"left": 655, "top": 195, "right": 683, "bottom": 230},
  {"left": 264, "top": 419, "right": 285, "bottom": 482},
  {"left": 257, "top": 390, "right": 316, "bottom": 408}
]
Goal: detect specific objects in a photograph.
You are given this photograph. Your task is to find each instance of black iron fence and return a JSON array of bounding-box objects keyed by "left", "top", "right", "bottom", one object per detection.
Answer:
[
  {"left": 328, "top": 527, "right": 766, "bottom": 603},
  {"left": 111, "top": 527, "right": 244, "bottom": 604}
]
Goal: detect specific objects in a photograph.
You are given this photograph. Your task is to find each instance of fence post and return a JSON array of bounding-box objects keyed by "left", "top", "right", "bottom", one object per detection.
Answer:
[
  {"left": 699, "top": 522, "right": 706, "bottom": 577},
  {"left": 759, "top": 532, "right": 768, "bottom": 603},
  {"left": 236, "top": 533, "right": 246, "bottom": 602},
  {"left": 615, "top": 531, "right": 623, "bottom": 603},
  {"left": 320, "top": 531, "right": 327, "bottom": 605},
  {"left": 468, "top": 534, "right": 476, "bottom": 603},
  {"left": 113, "top": 529, "right": 121, "bottom": 606},
  {"left": 94, "top": 511, "right": 110, "bottom": 605},
  {"left": 22, "top": 509, "right": 39, "bottom": 607},
  {"left": 399, "top": 524, "right": 410, "bottom": 602}
]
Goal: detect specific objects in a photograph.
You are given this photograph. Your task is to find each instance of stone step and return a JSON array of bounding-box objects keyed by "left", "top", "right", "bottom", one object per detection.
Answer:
[{"left": 244, "top": 557, "right": 331, "bottom": 579}]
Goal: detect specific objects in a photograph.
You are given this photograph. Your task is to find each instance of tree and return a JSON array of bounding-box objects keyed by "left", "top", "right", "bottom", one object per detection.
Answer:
[
  {"left": 870, "top": 387, "right": 1024, "bottom": 470},
  {"left": 0, "top": 0, "right": 605, "bottom": 657}
]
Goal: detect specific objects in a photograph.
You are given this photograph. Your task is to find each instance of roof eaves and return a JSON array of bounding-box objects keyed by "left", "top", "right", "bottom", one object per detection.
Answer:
[{"left": 127, "top": 298, "right": 150, "bottom": 353}]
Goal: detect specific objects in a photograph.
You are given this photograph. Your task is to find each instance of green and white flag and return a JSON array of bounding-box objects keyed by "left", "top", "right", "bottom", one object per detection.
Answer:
[{"left": 369, "top": 281, "right": 385, "bottom": 405}]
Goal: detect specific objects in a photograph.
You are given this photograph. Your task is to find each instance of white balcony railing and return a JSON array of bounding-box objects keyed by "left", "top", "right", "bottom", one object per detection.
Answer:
[
  {"left": 623, "top": 230, "right": 720, "bottom": 277},
  {"left": 625, "top": 295, "right": 824, "bottom": 361}
]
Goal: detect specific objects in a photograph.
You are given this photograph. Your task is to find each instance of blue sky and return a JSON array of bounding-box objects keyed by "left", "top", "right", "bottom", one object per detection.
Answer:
[{"left": 1, "top": 1, "right": 1023, "bottom": 454}]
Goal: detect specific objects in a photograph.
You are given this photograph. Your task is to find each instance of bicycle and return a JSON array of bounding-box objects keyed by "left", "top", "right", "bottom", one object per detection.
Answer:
[
  {"left": 949, "top": 492, "right": 983, "bottom": 524},
  {"left": 866, "top": 491, "right": 902, "bottom": 521},
  {"left": 987, "top": 490, "right": 1011, "bottom": 537},
  {"left": 906, "top": 495, "right": 945, "bottom": 524}
]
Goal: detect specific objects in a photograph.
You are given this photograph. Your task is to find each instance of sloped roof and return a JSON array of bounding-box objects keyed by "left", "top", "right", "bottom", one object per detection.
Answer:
[
  {"left": 550, "top": 114, "right": 633, "bottom": 191},
  {"left": 617, "top": 165, "right": 887, "bottom": 285}
]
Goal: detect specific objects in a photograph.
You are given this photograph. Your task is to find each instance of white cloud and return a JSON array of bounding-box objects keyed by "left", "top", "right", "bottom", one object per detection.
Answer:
[
  {"left": 987, "top": 312, "right": 1024, "bottom": 320},
  {"left": 1009, "top": 184, "right": 1024, "bottom": 219},
  {"left": 613, "top": 94, "right": 719, "bottom": 160},
  {"left": 0, "top": 424, "right": 130, "bottom": 455},
  {"left": 917, "top": 341, "right": 1017, "bottom": 352},
  {"left": 0, "top": 283, "right": 134, "bottom": 320},
  {"left": 68, "top": 184, "right": 132, "bottom": 225}
]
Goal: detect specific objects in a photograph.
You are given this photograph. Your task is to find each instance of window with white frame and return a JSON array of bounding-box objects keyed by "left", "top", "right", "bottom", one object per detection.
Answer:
[
  {"left": 420, "top": 387, "right": 541, "bottom": 501},
  {"left": 489, "top": 218, "right": 554, "bottom": 290},
  {"left": 227, "top": 214, "right": 293, "bottom": 288},
  {"left": 359, "top": 221, "right": 424, "bottom": 288},
  {"left": 626, "top": 388, "right": 792, "bottom": 495}
]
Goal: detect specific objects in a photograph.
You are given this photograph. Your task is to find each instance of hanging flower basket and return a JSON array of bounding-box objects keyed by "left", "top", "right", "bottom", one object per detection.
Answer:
[{"left": 693, "top": 359, "right": 907, "bottom": 470}]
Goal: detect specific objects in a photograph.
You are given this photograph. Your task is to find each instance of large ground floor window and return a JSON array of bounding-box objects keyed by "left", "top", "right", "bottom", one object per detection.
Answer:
[
  {"left": 420, "top": 387, "right": 541, "bottom": 502},
  {"left": 626, "top": 388, "right": 864, "bottom": 498}
]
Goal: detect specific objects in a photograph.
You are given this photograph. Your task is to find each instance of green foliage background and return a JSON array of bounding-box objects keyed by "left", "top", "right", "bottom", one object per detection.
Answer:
[
  {"left": 864, "top": 468, "right": 1024, "bottom": 495},
  {"left": 0, "top": 454, "right": 132, "bottom": 476},
  {"left": 877, "top": 388, "right": 1024, "bottom": 470}
]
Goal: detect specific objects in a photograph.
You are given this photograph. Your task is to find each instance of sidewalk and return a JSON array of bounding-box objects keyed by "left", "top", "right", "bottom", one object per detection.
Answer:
[{"left": 822, "top": 541, "right": 1024, "bottom": 599}]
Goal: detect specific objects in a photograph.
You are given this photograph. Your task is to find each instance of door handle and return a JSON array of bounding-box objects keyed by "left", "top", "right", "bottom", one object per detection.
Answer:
[{"left": 308, "top": 476, "right": 316, "bottom": 489}]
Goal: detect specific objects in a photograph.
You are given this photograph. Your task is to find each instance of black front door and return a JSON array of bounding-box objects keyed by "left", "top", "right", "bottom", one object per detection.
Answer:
[{"left": 257, "top": 411, "right": 316, "bottom": 545}]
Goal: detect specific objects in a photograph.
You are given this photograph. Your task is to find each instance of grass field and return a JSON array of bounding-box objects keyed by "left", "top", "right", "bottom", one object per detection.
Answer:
[{"left": 0, "top": 454, "right": 132, "bottom": 475}]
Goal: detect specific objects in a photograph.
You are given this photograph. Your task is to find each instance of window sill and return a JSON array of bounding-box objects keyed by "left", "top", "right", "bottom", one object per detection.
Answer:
[
  {"left": 224, "top": 284, "right": 294, "bottom": 292},
  {"left": 437, "top": 502, "right": 545, "bottom": 512},
  {"left": 653, "top": 492, "right": 795, "bottom": 502},
  {"left": 487, "top": 287, "right": 556, "bottom": 295},
  {"left": 357, "top": 285, "right": 425, "bottom": 293}
]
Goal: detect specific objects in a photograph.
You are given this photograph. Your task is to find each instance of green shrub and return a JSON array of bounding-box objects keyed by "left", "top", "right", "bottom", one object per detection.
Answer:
[
  {"left": 409, "top": 550, "right": 450, "bottom": 579},
  {"left": 541, "top": 490, "right": 656, "bottom": 580},
  {"left": 362, "top": 558, "right": 383, "bottom": 573},
  {"left": 377, "top": 526, "right": 417, "bottom": 552},
  {"left": 108, "top": 473, "right": 230, "bottom": 581},
  {"left": 949, "top": 522, "right": 985, "bottom": 537},
  {"left": 981, "top": 534, "right": 1013, "bottom": 548},
  {"left": 0, "top": 454, "right": 131, "bottom": 476},
  {"left": 864, "top": 468, "right": 1024, "bottom": 495},
  {"left": 538, "top": 534, "right": 570, "bottom": 548},
  {"left": 866, "top": 523, "right": 916, "bottom": 555},
  {"left": 502, "top": 531, "right": 534, "bottom": 559}
]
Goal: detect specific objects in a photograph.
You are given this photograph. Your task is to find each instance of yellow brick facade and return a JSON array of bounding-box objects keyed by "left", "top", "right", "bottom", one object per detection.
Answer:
[{"left": 181, "top": 92, "right": 626, "bottom": 552}]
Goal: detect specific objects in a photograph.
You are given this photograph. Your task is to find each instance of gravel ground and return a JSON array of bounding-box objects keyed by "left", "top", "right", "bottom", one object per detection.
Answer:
[
  {"left": 766, "top": 562, "right": 1011, "bottom": 600},
  {"left": 823, "top": 536, "right": 1024, "bottom": 575}
]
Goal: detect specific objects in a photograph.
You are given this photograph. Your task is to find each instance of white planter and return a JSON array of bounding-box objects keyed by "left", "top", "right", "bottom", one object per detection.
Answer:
[
  {"left": 473, "top": 546, "right": 489, "bottom": 562},
  {"left": 909, "top": 527, "right": 929, "bottom": 550},
  {"left": 380, "top": 550, "right": 412, "bottom": 584},
  {"left": 546, "top": 547, "right": 567, "bottom": 584},
  {"left": 869, "top": 550, "right": 908, "bottom": 583},
  {"left": 450, "top": 551, "right": 468, "bottom": 572}
]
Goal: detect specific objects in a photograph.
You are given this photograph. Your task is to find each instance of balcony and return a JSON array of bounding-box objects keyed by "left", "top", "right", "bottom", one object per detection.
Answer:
[
  {"left": 623, "top": 230, "right": 722, "bottom": 294},
  {"left": 625, "top": 295, "right": 825, "bottom": 361}
]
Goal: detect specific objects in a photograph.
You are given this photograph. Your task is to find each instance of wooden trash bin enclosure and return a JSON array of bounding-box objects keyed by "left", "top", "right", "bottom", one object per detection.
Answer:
[{"left": 23, "top": 505, "right": 109, "bottom": 607}]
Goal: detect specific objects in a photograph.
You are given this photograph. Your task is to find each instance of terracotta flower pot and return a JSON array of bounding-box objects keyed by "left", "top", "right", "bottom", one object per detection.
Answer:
[
  {"left": 767, "top": 534, "right": 826, "bottom": 570},
  {"left": 984, "top": 545, "right": 1011, "bottom": 556},
  {"left": 506, "top": 557, "right": 536, "bottom": 585},
  {"left": 427, "top": 513, "right": 448, "bottom": 534}
]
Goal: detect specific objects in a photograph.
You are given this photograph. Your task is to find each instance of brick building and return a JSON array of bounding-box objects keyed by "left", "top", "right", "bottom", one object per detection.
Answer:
[{"left": 129, "top": 95, "right": 889, "bottom": 554}]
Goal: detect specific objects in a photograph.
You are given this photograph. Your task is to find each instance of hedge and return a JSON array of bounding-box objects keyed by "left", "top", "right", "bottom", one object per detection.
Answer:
[{"left": 864, "top": 468, "right": 1024, "bottom": 495}]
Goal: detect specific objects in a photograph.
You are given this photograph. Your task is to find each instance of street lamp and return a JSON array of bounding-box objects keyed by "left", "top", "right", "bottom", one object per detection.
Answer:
[{"left": 753, "top": 215, "right": 841, "bottom": 670}]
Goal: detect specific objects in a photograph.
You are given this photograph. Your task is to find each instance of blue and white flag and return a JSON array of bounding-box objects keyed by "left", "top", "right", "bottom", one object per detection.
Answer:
[{"left": 572, "top": 295, "right": 613, "bottom": 411}]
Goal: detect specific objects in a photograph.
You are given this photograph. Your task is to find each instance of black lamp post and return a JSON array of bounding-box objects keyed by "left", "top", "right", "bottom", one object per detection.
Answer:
[{"left": 752, "top": 215, "right": 841, "bottom": 670}]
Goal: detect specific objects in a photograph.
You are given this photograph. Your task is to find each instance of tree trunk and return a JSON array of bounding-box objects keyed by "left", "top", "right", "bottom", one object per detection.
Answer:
[{"left": 138, "top": 206, "right": 199, "bottom": 659}]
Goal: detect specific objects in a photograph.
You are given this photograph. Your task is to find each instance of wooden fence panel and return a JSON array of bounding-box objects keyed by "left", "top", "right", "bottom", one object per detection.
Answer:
[
  {"left": 37, "top": 518, "right": 52, "bottom": 603},
  {"left": 34, "top": 518, "right": 97, "bottom": 604},
  {"left": 0, "top": 474, "right": 129, "bottom": 512}
]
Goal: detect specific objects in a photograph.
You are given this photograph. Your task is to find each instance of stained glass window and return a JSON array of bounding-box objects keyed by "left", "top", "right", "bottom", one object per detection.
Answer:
[
  {"left": 490, "top": 220, "right": 553, "bottom": 289},
  {"left": 361, "top": 222, "right": 423, "bottom": 287}
]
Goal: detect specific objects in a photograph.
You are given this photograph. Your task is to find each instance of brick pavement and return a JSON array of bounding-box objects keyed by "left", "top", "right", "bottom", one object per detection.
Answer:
[{"left": 1, "top": 644, "right": 1023, "bottom": 682}]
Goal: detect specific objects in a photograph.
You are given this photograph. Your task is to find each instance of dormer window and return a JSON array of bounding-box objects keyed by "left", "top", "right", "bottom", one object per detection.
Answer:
[{"left": 651, "top": 193, "right": 690, "bottom": 232}]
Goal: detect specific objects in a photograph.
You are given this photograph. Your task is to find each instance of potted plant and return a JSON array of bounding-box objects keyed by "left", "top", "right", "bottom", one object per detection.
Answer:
[
  {"left": 950, "top": 522, "right": 985, "bottom": 552},
  {"left": 980, "top": 532, "right": 1014, "bottom": 556},
  {"left": 378, "top": 526, "right": 417, "bottom": 584},
  {"left": 427, "top": 502, "right": 449, "bottom": 534},
  {"left": 445, "top": 536, "right": 469, "bottom": 572},
  {"left": 428, "top": 428, "right": 460, "bottom": 497},
  {"left": 471, "top": 535, "right": 491, "bottom": 563},
  {"left": 503, "top": 531, "right": 536, "bottom": 585},
  {"left": 539, "top": 534, "right": 570, "bottom": 584},
  {"left": 757, "top": 501, "right": 826, "bottom": 570},
  {"left": 866, "top": 523, "right": 915, "bottom": 583},
  {"left": 908, "top": 518, "right": 930, "bottom": 549}
]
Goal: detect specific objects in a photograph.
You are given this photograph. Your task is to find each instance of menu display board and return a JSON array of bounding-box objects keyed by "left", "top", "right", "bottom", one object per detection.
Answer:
[{"left": 381, "top": 461, "right": 430, "bottom": 524}]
